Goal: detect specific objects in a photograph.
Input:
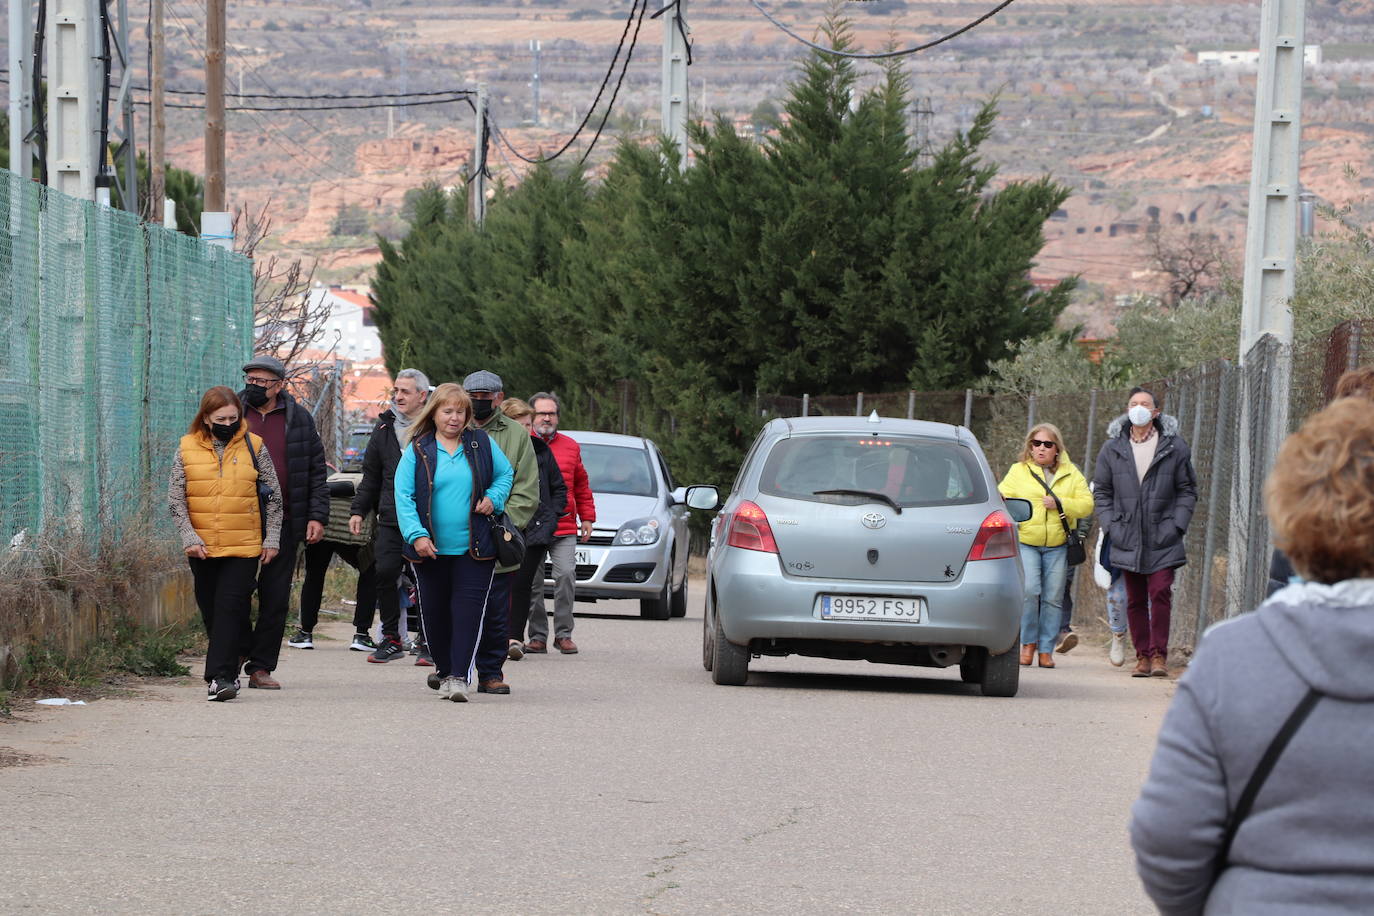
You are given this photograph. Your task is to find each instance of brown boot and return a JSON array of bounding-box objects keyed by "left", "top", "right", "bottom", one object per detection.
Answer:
[
  {"left": 1151, "top": 656, "right": 1169, "bottom": 678},
  {"left": 248, "top": 669, "right": 281, "bottom": 689},
  {"left": 1038, "top": 652, "right": 1055, "bottom": 669},
  {"left": 1131, "top": 656, "right": 1151, "bottom": 678},
  {"left": 1020, "top": 643, "right": 1035, "bottom": 666}
]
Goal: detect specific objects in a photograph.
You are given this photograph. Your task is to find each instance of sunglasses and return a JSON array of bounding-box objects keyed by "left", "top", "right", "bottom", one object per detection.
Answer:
[{"left": 1030, "top": 439, "right": 1058, "bottom": 449}]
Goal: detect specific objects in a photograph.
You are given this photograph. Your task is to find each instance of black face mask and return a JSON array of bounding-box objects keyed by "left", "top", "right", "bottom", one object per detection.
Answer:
[
  {"left": 210, "top": 421, "right": 238, "bottom": 442},
  {"left": 244, "top": 384, "right": 270, "bottom": 408},
  {"left": 471, "top": 399, "right": 495, "bottom": 421}
]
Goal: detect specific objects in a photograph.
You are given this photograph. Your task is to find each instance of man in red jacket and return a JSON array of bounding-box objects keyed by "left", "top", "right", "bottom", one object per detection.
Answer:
[{"left": 527, "top": 392, "right": 595, "bottom": 654}]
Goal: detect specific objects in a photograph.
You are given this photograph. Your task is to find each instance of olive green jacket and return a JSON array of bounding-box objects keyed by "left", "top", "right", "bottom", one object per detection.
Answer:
[{"left": 479, "top": 410, "right": 539, "bottom": 573}]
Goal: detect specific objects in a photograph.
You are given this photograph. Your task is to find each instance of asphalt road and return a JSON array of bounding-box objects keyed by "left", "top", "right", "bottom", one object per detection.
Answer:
[{"left": 0, "top": 581, "right": 1173, "bottom": 915}]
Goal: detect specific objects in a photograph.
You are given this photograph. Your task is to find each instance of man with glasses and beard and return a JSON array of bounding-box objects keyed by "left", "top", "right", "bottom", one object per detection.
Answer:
[
  {"left": 238, "top": 355, "right": 329, "bottom": 690},
  {"left": 526, "top": 391, "right": 595, "bottom": 655},
  {"left": 349, "top": 369, "right": 432, "bottom": 663}
]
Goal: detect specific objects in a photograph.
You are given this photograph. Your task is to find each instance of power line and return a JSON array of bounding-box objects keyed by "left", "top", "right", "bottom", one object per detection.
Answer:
[
  {"left": 153, "top": 94, "right": 475, "bottom": 112},
  {"left": 578, "top": 0, "right": 649, "bottom": 168},
  {"left": 494, "top": 0, "right": 645, "bottom": 165},
  {"left": 749, "top": 0, "right": 1020, "bottom": 60}
]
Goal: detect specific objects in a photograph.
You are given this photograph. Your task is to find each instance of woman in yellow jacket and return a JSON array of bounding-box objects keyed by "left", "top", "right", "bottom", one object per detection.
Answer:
[
  {"left": 998, "top": 423, "right": 1093, "bottom": 669},
  {"left": 168, "top": 386, "right": 283, "bottom": 701}
]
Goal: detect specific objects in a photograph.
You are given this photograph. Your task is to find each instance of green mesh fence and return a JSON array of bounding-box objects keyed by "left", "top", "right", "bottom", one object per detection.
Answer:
[{"left": 0, "top": 169, "right": 253, "bottom": 552}]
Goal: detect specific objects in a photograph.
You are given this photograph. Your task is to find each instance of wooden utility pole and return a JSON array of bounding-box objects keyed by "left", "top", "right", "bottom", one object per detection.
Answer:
[
  {"left": 204, "top": 0, "right": 225, "bottom": 212},
  {"left": 150, "top": 0, "right": 165, "bottom": 213}
]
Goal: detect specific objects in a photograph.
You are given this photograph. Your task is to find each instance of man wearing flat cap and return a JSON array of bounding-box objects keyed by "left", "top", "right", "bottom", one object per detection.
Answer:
[
  {"left": 463, "top": 369, "right": 539, "bottom": 695},
  {"left": 237, "top": 355, "right": 330, "bottom": 690}
]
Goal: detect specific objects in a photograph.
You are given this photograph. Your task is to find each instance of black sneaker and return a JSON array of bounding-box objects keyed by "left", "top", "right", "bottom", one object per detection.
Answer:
[
  {"left": 287, "top": 628, "right": 313, "bottom": 649},
  {"left": 427, "top": 671, "right": 442, "bottom": 690},
  {"left": 207, "top": 679, "right": 238, "bottom": 702},
  {"left": 349, "top": 632, "right": 376, "bottom": 652},
  {"left": 367, "top": 638, "right": 407, "bottom": 664},
  {"left": 414, "top": 644, "right": 434, "bottom": 667}
]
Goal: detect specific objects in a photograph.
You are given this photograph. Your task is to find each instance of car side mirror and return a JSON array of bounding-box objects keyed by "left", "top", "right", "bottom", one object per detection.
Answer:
[
  {"left": 684, "top": 485, "right": 719, "bottom": 511},
  {"left": 1005, "top": 497, "right": 1032, "bottom": 524}
]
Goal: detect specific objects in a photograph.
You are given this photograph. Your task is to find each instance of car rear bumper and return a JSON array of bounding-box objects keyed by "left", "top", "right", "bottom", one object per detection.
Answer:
[{"left": 711, "top": 547, "right": 1022, "bottom": 651}]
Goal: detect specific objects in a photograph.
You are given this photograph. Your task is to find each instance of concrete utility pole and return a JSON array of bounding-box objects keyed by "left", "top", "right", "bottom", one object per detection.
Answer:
[
  {"left": 8, "top": 0, "right": 36, "bottom": 180},
  {"left": 150, "top": 0, "right": 165, "bottom": 214},
  {"left": 660, "top": 0, "right": 690, "bottom": 169},
  {"left": 202, "top": 0, "right": 232, "bottom": 249},
  {"left": 1230, "top": 0, "right": 1306, "bottom": 616},
  {"left": 110, "top": 0, "right": 138, "bottom": 213},
  {"left": 45, "top": 0, "right": 103, "bottom": 200},
  {"left": 530, "top": 39, "right": 541, "bottom": 126},
  {"left": 469, "top": 83, "right": 487, "bottom": 226}
]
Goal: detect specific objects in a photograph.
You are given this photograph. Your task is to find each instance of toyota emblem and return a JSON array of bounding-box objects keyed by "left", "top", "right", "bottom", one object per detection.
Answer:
[{"left": 861, "top": 512, "right": 886, "bottom": 530}]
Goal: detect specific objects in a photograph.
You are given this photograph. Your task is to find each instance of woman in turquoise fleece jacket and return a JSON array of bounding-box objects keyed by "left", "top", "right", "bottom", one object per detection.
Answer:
[{"left": 394, "top": 383, "right": 513, "bottom": 702}]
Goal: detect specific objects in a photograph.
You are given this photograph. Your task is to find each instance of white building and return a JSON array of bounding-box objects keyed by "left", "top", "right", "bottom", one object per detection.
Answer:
[
  {"left": 306, "top": 283, "right": 382, "bottom": 362},
  {"left": 1198, "top": 46, "right": 1322, "bottom": 67}
]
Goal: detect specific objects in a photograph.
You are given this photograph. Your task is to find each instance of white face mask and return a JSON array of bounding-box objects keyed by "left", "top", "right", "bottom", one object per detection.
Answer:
[{"left": 1128, "top": 404, "right": 1153, "bottom": 427}]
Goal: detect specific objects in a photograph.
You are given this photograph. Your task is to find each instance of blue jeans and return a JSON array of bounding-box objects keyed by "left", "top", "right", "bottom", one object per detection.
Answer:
[
  {"left": 1107, "top": 574, "right": 1127, "bottom": 634},
  {"left": 1020, "top": 544, "right": 1067, "bottom": 653}
]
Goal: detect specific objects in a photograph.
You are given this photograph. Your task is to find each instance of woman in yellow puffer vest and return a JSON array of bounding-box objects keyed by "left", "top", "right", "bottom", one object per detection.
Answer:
[
  {"left": 168, "top": 386, "right": 283, "bottom": 701},
  {"left": 998, "top": 423, "right": 1093, "bottom": 670}
]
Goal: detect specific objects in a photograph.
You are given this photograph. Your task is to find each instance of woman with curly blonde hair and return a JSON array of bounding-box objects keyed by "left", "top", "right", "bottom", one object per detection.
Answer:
[
  {"left": 1132, "top": 397, "right": 1374, "bottom": 913},
  {"left": 997, "top": 423, "right": 1093, "bottom": 669}
]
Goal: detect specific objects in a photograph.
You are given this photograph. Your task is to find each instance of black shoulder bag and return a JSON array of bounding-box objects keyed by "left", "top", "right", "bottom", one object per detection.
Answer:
[
  {"left": 465, "top": 431, "right": 525, "bottom": 567},
  {"left": 244, "top": 434, "right": 276, "bottom": 541},
  {"left": 1029, "top": 468, "right": 1086, "bottom": 566},
  {"left": 1210, "top": 687, "right": 1322, "bottom": 882}
]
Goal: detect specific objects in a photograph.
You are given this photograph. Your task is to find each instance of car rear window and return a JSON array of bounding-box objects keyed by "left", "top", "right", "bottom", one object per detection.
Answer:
[
  {"left": 758, "top": 435, "right": 987, "bottom": 508},
  {"left": 581, "top": 444, "right": 657, "bottom": 497}
]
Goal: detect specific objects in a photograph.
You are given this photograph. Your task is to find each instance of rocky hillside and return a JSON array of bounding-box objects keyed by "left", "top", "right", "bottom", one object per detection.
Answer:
[{"left": 72, "top": 1, "right": 1374, "bottom": 320}]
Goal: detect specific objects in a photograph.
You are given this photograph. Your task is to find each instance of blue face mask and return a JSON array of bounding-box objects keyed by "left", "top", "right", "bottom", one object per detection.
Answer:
[{"left": 1128, "top": 405, "right": 1153, "bottom": 427}]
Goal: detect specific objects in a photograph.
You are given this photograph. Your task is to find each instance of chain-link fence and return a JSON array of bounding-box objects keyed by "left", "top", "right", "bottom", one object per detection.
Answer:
[
  {"left": 0, "top": 170, "right": 254, "bottom": 553},
  {"left": 575, "top": 318, "right": 1374, "bottom": 659}
]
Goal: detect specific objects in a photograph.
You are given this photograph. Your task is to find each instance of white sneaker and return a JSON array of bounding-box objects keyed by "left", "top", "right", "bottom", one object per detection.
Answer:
[
  {"left": 438, "top": 676, "right": 453, "bottom": 699},
  {"left": 446, "top": 677, "right": 469, "bottom": 703},
  {"left": 1109, "top": 632, "right": 1127, "bottom": 667}
]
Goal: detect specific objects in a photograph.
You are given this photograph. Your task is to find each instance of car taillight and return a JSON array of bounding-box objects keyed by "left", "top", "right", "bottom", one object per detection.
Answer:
[
  {"left": 727, "top": 500, "right": 778, "bottom": 553},
  {"left": 967, "top": 510, "right": 1018, "bottom": 561}
]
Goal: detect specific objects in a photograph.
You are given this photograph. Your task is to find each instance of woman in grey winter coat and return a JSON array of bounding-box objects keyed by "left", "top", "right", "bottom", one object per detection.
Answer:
[{"left": 1131, "top": 396, "right": 1374, "bottom": 914}]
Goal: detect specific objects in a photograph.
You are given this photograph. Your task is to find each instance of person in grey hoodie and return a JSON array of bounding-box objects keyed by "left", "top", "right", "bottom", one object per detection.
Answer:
[
  {"left": 1131, "top": 396, "right": 1374, "bottom": 914},
  {"left": 1093, "top": 387, "right": 1198, "bottom": 677}
]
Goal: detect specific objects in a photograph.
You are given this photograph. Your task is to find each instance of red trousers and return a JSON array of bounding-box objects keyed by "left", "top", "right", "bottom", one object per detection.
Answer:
[{"left": 1123, "top": 567, "right": 1175, "bottom": 659}]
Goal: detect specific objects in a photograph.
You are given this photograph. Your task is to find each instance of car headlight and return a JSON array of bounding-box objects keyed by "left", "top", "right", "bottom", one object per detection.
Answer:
[{"left": 614, "top": 517, "right": 660, "bottom": 546}]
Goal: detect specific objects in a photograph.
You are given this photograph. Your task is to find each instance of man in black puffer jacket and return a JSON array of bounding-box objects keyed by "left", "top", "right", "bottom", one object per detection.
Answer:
[
  {"left": 349, "top": 368, "right": 430, "bottom": 663},
  {"left": 1093, "top": 386, "right": 1198, "bottom": 679},
  {"left": 238, "top": 355, "right": 330, "bottom": 689}
]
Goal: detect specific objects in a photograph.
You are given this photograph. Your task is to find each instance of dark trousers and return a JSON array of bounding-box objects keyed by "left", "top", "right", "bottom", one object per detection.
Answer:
[
  {"left": 299, "top": 541, "right": 376, "bottom": 633},
  {"left": 1059, "top": 563, "right": 1078, "bottom": 632},
  {"left": 509, "top": 544, "right": 549, "bottom": 641},
  {"left": 414, "top": 553, "right": 496, "bottom": 681},
  {"left": 241, "top": 534, "right": 300, "bottom": 675},
  {"left": 1124, "top": 567, "right": 1175, "bottom": 659},
  {"left": 372, "top": 523, "right": 406, "bottom": 638},
  {"left": 190, "top": 555, "right": 259, "bottom": 683},
  {"left": 477, "top": 570, "right": 515, "bottom": 681}
]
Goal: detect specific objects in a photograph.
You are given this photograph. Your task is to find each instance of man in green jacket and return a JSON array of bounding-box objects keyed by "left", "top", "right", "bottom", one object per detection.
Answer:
[{"left": 464, "top": 370, "right": 540, "bottom": 695}]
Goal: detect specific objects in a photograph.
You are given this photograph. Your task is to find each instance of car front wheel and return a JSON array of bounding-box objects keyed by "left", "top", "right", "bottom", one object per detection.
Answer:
[
  {"left": 640, "top": 558, "right": 672, "bottom": 620},
  {"left": 669, "top": 571, "right": 687, "bottom": 618}
]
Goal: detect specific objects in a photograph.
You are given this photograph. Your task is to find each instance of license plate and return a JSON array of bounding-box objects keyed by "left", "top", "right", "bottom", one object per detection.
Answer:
[
  {"left": 819, "top": 595, "right": 922, "bottom": 621},
  {"left": 575, "top": 547, "right": 598, "bottom": 566}
]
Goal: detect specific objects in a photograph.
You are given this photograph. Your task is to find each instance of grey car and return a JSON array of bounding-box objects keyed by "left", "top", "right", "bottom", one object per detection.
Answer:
[
  {"left": 543, "top": 431, "right": 695, "bottom": 619},
  {"left": 695, "top": 414, "right": 1034, "bottom": 696}
]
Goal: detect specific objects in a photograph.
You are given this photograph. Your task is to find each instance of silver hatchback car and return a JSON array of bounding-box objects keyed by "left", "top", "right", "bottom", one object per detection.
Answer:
[
  {"left": 697, "top": 415, "right": 1033, "bottom": 696},
  {"left": 544, "top": 431, "right": 695, "bottom": 619}
]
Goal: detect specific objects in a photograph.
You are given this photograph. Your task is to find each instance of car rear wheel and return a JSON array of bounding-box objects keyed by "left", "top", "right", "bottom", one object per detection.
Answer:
[
  {"left": 710, "top": 609, "right": 749, "bottom": 686},
  {"left": 669, "top": 571, "right": 687, "bottom": 618},
  {"left": 701, "top": 588, "right": 715, "bottom": 671},
  {"left": 640, "top": 571, "right": 672, "bottom": 620},
  {"left": 977, "top": 643, "right": 1021, "bottom": 698}
]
